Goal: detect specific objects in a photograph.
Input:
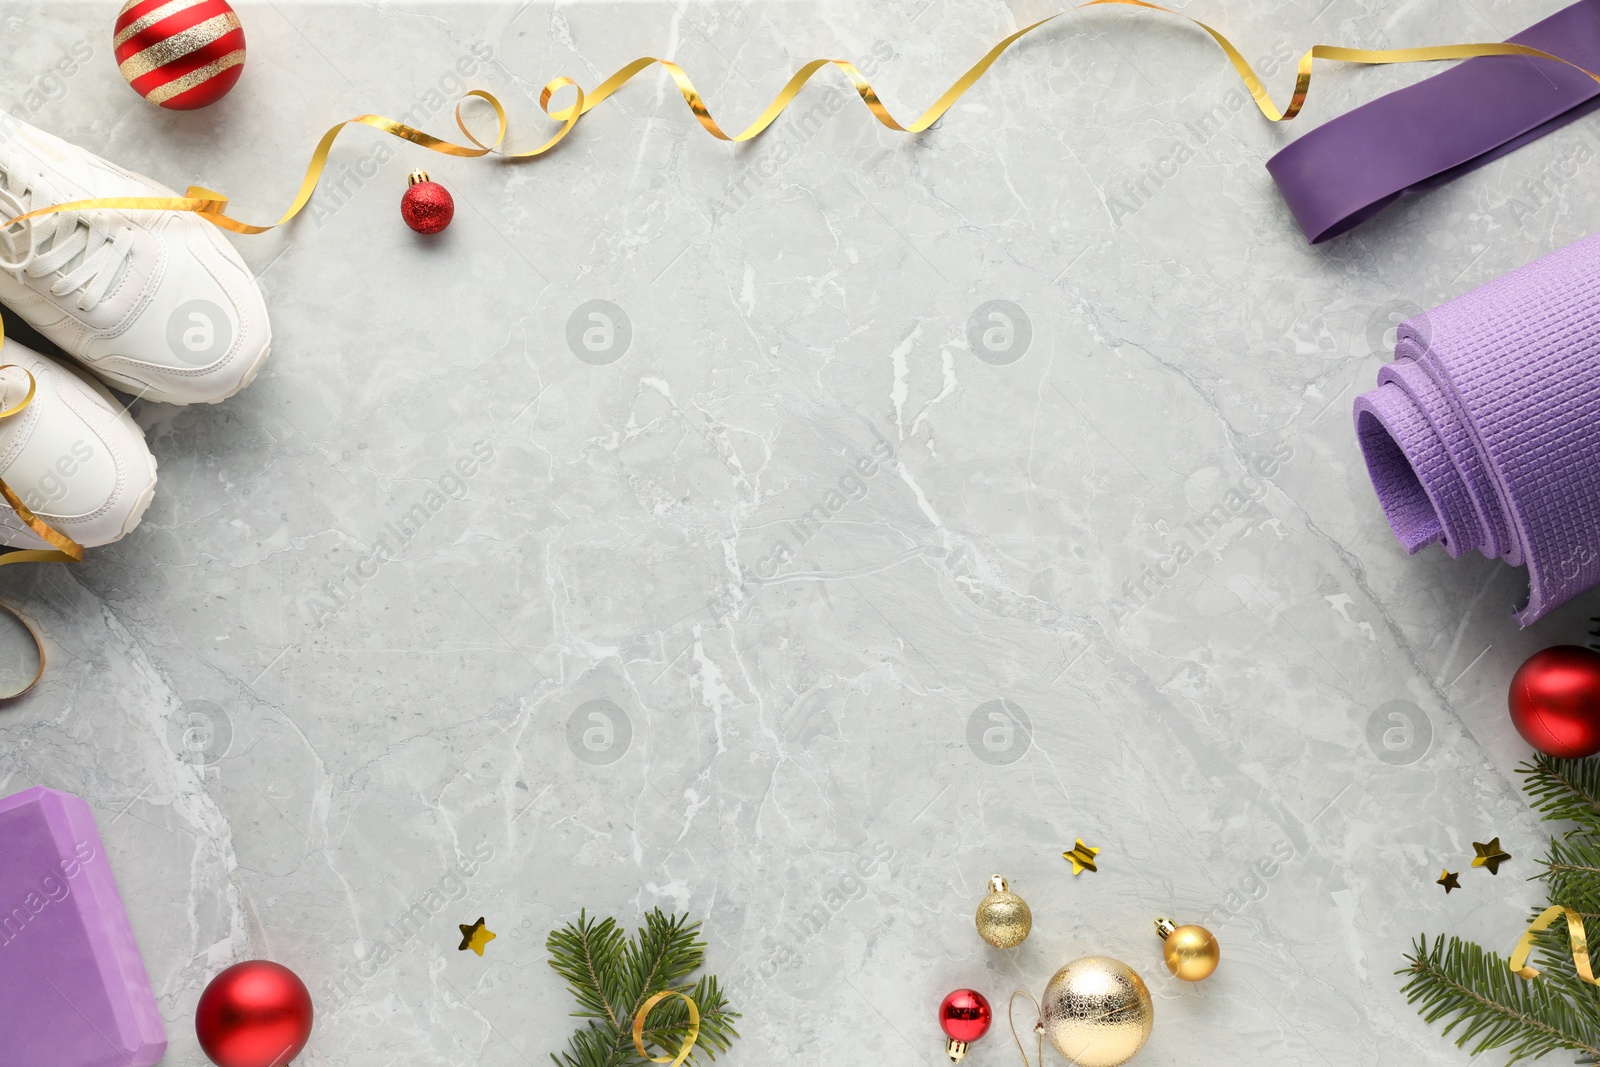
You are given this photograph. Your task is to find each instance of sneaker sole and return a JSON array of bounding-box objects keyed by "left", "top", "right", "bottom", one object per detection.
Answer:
[{"left": 115, "top": 446, "right": 159, "bottom": 542}]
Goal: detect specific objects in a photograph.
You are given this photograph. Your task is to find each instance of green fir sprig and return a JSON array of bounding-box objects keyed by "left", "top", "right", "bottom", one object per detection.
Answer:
[
  {"left": 1519, "top": 754, "right": 1600, "bottom": 834},
  {"left": 1399, "top": 755, "right": 1600, "bottom": 1063},
  {"left": 546, "top": 909, "right": 740, "bottom": 1067}
]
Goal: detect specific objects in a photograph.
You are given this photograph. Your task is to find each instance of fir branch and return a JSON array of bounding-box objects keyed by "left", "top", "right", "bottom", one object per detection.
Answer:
[
  {"left": 1541, "top": 836, "right": 1600, "bottom": 918},
  {"left": 1525, "top": 921, "right": 1600, "bottom": 1028},
  {"left": 547, "top": 909, "right": 740, "bottom": 1067},
  {"left": 1519, "top": 756, "right": 1600, "bottom": 834},
  {"left": 1400, "top": 934, "right": 1600, "bottom": 1062}
]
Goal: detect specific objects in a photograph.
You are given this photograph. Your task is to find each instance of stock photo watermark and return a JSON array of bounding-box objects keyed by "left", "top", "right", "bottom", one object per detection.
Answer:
[
  {"left": 756, "top": 840, "right": 896, "bottom": 979},
  {"left": 966, "top": 300, "right": 1031, "bottom": 365},
  {"left": 693, "top": 427, "right": 899, "bottom": 624},
  {"left": 1108, "top": 442, "right": 1296, "bottom": 624},
  {"left": 565, "top": 698, "right": 633, "bottom": 766},
  {"left": 164, "top": 698, "right": 234, "bottom": 775},
  {"left": 706, "top": 41, "right": 895, "bottom": 219},
  {"left": 0, "top": 839, "right": 97, "bottom": 949},
  {"left": 166, "top": 299, "right": 233, "bottom": 366},
  {"left": 1363, "top": 299, "right": 1423, "bottom": 359},
  {"left": 1498, "top": 126, "right": 1599, "bottom": 230},
  {"left": 1364, "top": 699, "right": 1432, "bottom": 766},
  {"left": 323, "top": 840, "right": 496, "bottom": 1008},
  {"left": 751, "top": 430, "right": 896, "bottom": 579},
  {"left": 966, "top": 699, "right": 1032, "bottom": 766},
  {"left": 566, "top": 299, "right": 632, "bottom": 365},
  {"left": 5, "top": 39, "right": 93, "bottom": 125},
  {"left": 307, "top": 43, "right": 495, "bottom": 229},
  {"left": 1101, "top": 38, "right": 1295, "bottom": 224},
  {"left": 1199, "top": 839, "right": 1297, "bottom": 932},
  {"left": 304, "top": 440, "right": 496, "bottom": 629}
]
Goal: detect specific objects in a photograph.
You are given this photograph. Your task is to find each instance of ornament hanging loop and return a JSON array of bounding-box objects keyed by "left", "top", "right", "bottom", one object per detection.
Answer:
[{"left": 1007, "top": 990, "right": 1043, "bottom": 1067}]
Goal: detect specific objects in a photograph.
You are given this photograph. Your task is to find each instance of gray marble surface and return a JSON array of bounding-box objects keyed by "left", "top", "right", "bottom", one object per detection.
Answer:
[{"left": 2, "top": 0, "right": 1599, "bottom": 1064}]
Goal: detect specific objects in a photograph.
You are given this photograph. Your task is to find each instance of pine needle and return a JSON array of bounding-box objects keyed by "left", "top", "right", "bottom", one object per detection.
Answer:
[
  {"left": 546, "top": 909, "right": 741, "bottom": 1067},
  {"left": 1399, "top": 935, "right": 1600, "bottom": 1061},
  {"left": 1519, "top": 756, "right": 1600, "bottom": 834},
  {"left": 1407, "top": 754, "right": 1600, "bottom": 1062}
]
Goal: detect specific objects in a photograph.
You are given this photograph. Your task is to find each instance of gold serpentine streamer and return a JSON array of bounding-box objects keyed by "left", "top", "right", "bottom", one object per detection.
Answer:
[
  {"left": 9, "top": 0, "right": 1600, "bottom": 234},
  {"left": 1510, "top": 905, "right": 1600, "bottom": 984},
  {"left": 630, "top": 990, "right": 700, "bottom": 1067},
  {"left": 0, "top": 314, "right": 87, "bottom": 698},
  {"left": 3, "top": 3, "right": 1600, "bottom": 691}
]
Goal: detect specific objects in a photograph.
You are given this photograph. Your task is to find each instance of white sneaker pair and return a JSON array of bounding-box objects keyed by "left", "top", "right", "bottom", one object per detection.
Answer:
[{"left": 0, "top": 108, "right": 270, "bottom": 549}]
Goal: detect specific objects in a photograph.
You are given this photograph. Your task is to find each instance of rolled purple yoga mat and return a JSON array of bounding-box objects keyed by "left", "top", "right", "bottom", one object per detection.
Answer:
[
  {"left": 1353, "top": 233, "right": 1600, "bottom": 625},
  {"left": 1268, "top": 0, "right": 1600, "bottom": 244}
]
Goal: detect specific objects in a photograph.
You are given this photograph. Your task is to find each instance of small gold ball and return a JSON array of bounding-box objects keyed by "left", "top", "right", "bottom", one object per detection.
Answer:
[
  {"left": 1162, "top": 924, "right": 1220, "bottom": 981},
  {"left": 975, "top": 875, "right": 1031, "bottom": 948}
]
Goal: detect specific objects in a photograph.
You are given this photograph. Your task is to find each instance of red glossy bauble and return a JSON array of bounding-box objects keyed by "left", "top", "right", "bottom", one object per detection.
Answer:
[
  {"left": 401, "top": 170, "right": 454, "bottom": 235},
  {"left": 1509, "top": 645, "right": 1600, "bottom": 758},
  {"left": 195, "top": 961, "right": 314, "bottom": 1067},
  {"left": 939, "top": 988, "right": 992, "bottom": 1043}
]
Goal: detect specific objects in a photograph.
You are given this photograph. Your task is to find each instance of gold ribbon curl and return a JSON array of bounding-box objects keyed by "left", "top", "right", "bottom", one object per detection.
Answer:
[
  {"left": 9, "top": 0, "right": 1600, "bottom": 235},
  {"left": 0, "top": 317, "right": 87, "bottom": 699},
  {"left": 1510, "top": 904, "right": 1600, "bottom": 984},
  {"left": 631, "top": 990, "right": 700, "bottom": 1067},
  {"left": 5, "top": 4, "right": 1600, "bottom": 693}
]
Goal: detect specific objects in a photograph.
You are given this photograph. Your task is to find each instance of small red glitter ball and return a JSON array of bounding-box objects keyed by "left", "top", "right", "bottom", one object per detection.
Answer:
[
  {"left": 401, "top": 170, "right": 454, "bottom": 234},
  {"left": 939, "top": 988, "right": 992, "bottom": 1044}
]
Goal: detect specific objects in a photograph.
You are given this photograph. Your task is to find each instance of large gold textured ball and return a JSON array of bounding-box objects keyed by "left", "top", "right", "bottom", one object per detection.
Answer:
[
  {"left": 1162, "top": 924, "right": 1220, "bottom": 981},
  {"left": 1039, "top": 957, "right": 1153, "bottom": 1067},
  {"left": 974, "top": 875, "right": 1032, "bottom": 948}
]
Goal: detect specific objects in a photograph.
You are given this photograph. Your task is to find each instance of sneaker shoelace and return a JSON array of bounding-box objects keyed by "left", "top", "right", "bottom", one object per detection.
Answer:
[{"left": 0, "top": 164, "right": 135, "bottom": 313}]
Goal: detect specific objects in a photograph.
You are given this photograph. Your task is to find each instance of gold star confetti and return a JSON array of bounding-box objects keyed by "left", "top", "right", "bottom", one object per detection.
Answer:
[
  {"left": 458, "top": 917, "right": 496, "bottom": 956},
  {"left": 1437, "top": 869, "right": 1461, "bottom": 894},
  {"left": 1472, "top": 838, "right": 1511, "bottom": 875},
  {"left": 1062, "top": 838, "right": 1100, "bottom": 875}
]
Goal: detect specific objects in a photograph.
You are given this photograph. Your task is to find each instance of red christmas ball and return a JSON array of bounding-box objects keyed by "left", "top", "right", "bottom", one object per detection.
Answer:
[
  {"left": 1508, "top": 645, "right": 1600, "bottom": 758},
  {"left": 939, "top": 988, "right": 992, "bottom": 1043},
  {"left": 114, "top": 0, "right": 247, "bottom": 110},
  {"left": 195, "top": 961, "right": 314, "bottom": 1067},
  {"left": 401, "top": 170, "right": 454, "bottom": 235}
]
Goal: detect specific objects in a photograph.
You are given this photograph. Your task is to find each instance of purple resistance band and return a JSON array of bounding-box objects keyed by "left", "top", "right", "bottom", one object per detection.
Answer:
[{"left": 1267, "top": 0, "right": 1600, "bottom": 243}]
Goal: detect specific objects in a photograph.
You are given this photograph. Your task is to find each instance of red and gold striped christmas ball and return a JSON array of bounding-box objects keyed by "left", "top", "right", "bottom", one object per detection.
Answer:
[{"left": 113, "top": 0, "right": 246, "bottom": 110}]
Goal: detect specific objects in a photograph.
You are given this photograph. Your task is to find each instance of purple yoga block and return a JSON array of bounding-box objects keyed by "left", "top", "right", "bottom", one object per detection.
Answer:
[{"left": 0, "top": 786, "right": 167, "bottom": 1067}]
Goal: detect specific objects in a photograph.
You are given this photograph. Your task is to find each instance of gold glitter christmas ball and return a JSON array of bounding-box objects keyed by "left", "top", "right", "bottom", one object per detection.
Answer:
[
  {"left": 1037, "top": 956, "right": 1153, "bottom": 1067},
  {"left": 974, "top": 874, "right": 1032, "bottom": 948},
  {"left": 1155, "top": 918, "right": 1220, "bottom": 981}
]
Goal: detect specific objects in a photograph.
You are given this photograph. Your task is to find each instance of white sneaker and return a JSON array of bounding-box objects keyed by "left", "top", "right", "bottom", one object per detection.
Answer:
[
  {"left": 0, "top": 109, "right": 270, "bottom": 405},
  {"left": 0, "top": 339, "right": 157, "bottom": 549}
]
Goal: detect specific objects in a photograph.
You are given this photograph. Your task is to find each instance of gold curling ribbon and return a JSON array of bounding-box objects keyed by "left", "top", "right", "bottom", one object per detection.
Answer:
[
  {"left": 1510, "top": 904, "right": 1600, "bottom": 984},
  {"left": 0, "top": 314, "right": 87, "bottom": 699},
  {"left": 10, "top": 0, "right": 1600, "bottom": 235},
  {"left": 631, "top": 990, "right": 700, "bottom": 1067},
  {"left": 5, "top": 4, "right": 1600, "bottom": 689}
]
